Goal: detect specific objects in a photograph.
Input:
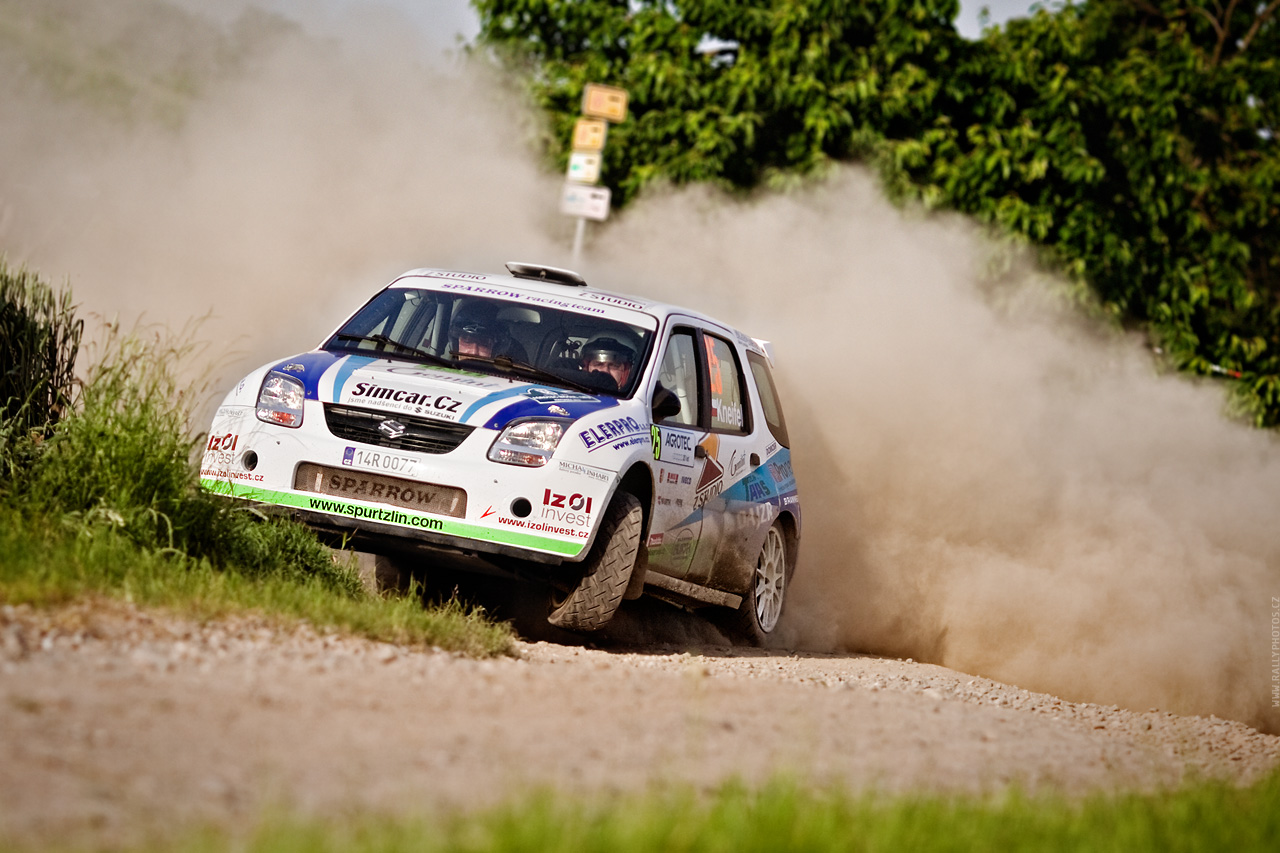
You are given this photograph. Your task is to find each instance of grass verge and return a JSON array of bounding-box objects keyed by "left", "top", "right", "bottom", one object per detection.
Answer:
[
  {"left": 74, "top": 770, "right": 1280, "bottom": 852},
  {"left": 0, "top": 503, "right": 514, "bottom": 657}
]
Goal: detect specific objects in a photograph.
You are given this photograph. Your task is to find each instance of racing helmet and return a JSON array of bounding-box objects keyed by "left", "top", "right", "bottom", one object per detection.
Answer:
[
  {"left": 580, "top": 330, "right": 639, "bottom": 369},
  {"left": 449, "top": 300, "right": 502, "bottom": 350}
]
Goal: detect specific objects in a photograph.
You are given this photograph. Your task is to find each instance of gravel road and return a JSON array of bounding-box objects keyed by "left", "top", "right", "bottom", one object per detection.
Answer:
[{"left": 3, "top": 599, "right": 1278, "bottom": 848}]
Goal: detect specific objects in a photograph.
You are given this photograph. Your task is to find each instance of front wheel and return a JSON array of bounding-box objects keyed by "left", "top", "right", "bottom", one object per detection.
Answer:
[
  {"left": 547, "top": 491, "right": 642, "bottom": 632},
  {"left": 720, "top": 521, "right": 788, "bottom": 646}
]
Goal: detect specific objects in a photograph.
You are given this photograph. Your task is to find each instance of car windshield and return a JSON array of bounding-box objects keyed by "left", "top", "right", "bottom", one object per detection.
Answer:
[{"left": 323, "top": 286, "right": 656, "bottom": 398}]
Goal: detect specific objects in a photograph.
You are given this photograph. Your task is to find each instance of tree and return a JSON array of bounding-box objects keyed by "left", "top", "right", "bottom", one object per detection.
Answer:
[{"left": 472, "top": 0, "right": 1280, "bottom": 425}]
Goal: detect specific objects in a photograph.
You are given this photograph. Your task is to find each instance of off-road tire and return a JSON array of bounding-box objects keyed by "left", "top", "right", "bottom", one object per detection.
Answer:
[
  {"left": 547, "top": 491, "right": 642, "bottom": 631},
  {"left": 373, "top": 554, "right": 412, "bottom": 595},
  {"left": 718, "top": 521, "right": 788, "bottom": 647}
]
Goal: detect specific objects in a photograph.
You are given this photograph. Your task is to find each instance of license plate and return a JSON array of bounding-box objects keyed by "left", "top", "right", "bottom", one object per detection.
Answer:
[
  {"left": 294, "top": 463, "right": 466, "bottom": 518},
  {"left": 342, "top": 446, "right": 419, "bottom": 477}
]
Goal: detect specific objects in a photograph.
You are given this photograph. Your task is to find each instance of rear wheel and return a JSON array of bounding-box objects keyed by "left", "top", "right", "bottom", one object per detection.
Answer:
[
  {"left": 547, "top": 491, "right": 642, "bottom": 632},
  {"left": 720, "top": 521, "right": 787, "bottom": 646}
]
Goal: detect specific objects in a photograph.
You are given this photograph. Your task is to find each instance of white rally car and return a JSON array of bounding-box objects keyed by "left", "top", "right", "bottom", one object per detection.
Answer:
[{"left": 200, "top": 263, "right": 800, "bottom": 643}]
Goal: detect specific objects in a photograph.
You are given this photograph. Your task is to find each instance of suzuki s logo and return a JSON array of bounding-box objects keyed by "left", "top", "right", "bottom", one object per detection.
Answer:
[{"left": 378, "top": 419, "right": 407, "bottom": 439}]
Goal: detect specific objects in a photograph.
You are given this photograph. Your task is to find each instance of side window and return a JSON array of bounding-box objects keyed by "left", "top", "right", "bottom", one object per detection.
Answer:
[
  {"left": 704, "top": 334, "right": 748, "bottom": 434},
  {"left": 657, "top": 330, "right": 700, "bottom": 426},
  {"left": 746, "top": 351, "right": 789, "bottom": 448}
]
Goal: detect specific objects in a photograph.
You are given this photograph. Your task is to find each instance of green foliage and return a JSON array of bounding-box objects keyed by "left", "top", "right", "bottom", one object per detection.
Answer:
[
  {"left": 472, "top": 0, "right": 1280, "bottom": 425},
  {"left": 0, "top": 258, "right": 82, "bottom": 478},
  {"left": 475, "top": 0, "right": 965, "bottom": 204}
]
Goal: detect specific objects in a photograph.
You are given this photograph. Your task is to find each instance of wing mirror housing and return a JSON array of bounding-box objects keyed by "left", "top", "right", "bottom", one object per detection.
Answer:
[{"left": 652, "top": 386, "right": 681, "bottom": 421}]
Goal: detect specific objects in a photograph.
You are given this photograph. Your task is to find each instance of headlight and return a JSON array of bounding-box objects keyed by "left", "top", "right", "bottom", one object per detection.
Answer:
[
  {"left": 256, "top": 373, "right": 305, "bottom": 428},
  {"left": 487, "top": 420, "right": 567, "bottom": 467}
]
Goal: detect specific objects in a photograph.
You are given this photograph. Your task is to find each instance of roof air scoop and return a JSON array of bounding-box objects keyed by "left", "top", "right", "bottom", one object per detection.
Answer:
[{"left": 505, "top": 261, "right": 588, "bottom": 287}]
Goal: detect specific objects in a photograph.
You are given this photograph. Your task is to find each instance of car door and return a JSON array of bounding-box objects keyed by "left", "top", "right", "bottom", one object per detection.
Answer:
[
  {"left": 683, "top": 329, "right": 760, "bottom": 586},
  {"left": 645, "top": 326, "right": 704, "bottom": 578}
]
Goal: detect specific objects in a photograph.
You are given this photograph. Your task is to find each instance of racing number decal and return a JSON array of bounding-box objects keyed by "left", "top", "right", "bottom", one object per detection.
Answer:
[
  {"left": 705, "top": 336, "right": 724, "bottom": 395},
  {"left": 651, "top": 425, "right": 661, "bottom": 460}
]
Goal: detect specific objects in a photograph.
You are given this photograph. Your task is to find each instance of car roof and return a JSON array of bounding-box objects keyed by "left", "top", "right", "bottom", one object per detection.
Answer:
[{"left": 392, "top": 263, "right": 771, "bottom": 359}]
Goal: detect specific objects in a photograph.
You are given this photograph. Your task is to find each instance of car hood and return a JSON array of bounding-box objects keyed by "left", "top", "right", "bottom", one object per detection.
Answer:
[{"left": 271, "top": 351, "right": 619, "bottom": 430}]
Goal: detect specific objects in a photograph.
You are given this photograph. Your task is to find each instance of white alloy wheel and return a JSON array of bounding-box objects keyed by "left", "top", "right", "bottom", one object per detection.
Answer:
[{"left": 754, "top": 524, "right": 787, "bottom": 633}]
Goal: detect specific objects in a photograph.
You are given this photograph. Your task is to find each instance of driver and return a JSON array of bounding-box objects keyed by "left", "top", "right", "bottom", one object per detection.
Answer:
[
  {"left": 449, "top": 301, "right": 527, "bottom": 361},
  {"left": 580, "top": 334, "right": 637, "bottom": 391}
]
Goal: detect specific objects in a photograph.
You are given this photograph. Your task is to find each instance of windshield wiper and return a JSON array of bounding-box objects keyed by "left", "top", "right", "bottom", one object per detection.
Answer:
[
  {"left": 452, "top": 352, "right": 603, "bottom": 395},
  {"left": 331, "top": 333, "right": 451, "bottom": 367}
]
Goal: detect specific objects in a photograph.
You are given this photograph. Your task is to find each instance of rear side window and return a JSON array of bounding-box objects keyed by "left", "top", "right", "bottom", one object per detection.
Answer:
[
  {"left": 746, "top": 351, "right": 789, "bottom": 448},
  {"left": 704, "top": 334, "right": 748, "bottom": 434}
]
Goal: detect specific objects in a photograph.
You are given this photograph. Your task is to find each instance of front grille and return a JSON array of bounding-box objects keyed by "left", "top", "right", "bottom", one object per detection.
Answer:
[{"left": 324, "top": 404, "right": 474, "bottom": 454}]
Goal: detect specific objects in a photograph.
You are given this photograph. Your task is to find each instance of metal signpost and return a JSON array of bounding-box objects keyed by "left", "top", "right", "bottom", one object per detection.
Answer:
[{"left": 560, "top": 83, "right": 628, "bottom": 262}]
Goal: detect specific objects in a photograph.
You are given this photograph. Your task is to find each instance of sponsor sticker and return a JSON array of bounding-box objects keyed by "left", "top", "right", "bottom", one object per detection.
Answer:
[
  {"left": 557, "top": 460, "right": 612, "bottom": 483},
  {"left": 694, "top": 454, "right": 724, "bottom": 509},
  {"left": 344, "top": 380, "right": 465, "bottom": 419},
  {"left": 671, "top": 528, "right": 695, "bottom": 561},
  {"left": 540, "top": 489, "right": 595, "bottom": 528},
  {"left": 585, "top": 292, "right": 647, "bottom": 311},
  {"left": 523, "top": 388, "right": 599, "bottom": 405},
  {"left": 579, "top": 416, "right": 646, "bottom": 451},
  {"left": 207, "top": 433, "right": 239, "bottom": 452},
  {"left": 653, "top": 427, "right": 697, "bottom": 467},
  {"left": 711, "top": 397, "right": 744, "bottom": 428},
  {"left": 384, "top": 366, "right": 504, "bottom": 389}
]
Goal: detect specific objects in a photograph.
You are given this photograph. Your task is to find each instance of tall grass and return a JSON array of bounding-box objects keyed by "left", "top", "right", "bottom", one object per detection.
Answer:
[
  {"left": 0, "top": 258, "right": 82, "bottom": 479},
  {"left": 0, "top": 268, "right": 514, "bottom": 656}
]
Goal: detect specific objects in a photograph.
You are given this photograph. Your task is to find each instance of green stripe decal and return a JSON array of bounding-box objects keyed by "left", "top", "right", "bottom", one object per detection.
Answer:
[{"left": 200, "top": 478, "right": 582, "bottom": 556}]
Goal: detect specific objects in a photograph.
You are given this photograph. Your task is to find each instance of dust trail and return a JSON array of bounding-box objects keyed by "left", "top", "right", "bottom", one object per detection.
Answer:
[
  {"left": 3, "top": 2, "right": 1277, "bottom": 732},
  {"left": 590, "top": 176, "right": 1280, "bottom": 734}
]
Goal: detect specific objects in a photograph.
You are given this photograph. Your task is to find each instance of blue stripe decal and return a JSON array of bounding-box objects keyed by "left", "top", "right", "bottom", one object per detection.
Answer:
[
  {"left": 267, "top": 351, "right": 346, "bottom": 400},
  {"left": 460, "top": 384, "right": 537, "bottom": 422},
  {"left": 331, "top": 355, "right": 377, "bottom": 402}
]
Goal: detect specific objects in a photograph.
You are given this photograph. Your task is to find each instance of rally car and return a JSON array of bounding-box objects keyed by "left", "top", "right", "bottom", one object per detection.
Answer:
[{"left": 200, "top": 262, "right": 800, "bottom": 644}]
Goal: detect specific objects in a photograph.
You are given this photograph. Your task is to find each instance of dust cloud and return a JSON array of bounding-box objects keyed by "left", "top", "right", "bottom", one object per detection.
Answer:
[{"left": 3, "top": 1, "right": 1277, "bottom": 733}]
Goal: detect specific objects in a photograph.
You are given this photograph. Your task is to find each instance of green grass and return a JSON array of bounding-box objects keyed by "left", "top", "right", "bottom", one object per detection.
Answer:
[
  {"left": 0, "top": 504, "right": 513, "bottom": 657},
  {"left": 58, "top": 771, "right": 1280, "bottom": 852}
]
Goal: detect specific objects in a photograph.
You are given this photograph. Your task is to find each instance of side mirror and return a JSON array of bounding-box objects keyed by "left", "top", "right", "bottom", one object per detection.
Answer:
[{"left": 651, "top": 386, "right": 681, "bottom": 421}]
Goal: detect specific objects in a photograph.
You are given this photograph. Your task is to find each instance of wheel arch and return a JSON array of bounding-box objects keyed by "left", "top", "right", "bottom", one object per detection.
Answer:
[
  {"left": 616, "top": 461, "right": 654, "bottom": 536},
  {"left": 776, "top": 509, "right": 800, "bottom": 579}
]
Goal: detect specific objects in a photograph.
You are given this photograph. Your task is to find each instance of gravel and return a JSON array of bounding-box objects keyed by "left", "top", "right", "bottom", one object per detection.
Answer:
[{"left": 2, "top": 599, "right": 1278, "bottom": 848}]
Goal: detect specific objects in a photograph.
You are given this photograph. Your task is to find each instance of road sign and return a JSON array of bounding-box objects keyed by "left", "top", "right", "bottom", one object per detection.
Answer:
[
  {"left": 572, "top": 118, "right": 607, "bottom": 151},
  {"left": 582, "top": 83, "right": 629, "bottom": 123},
  {"left": 560, "top": 183, "right": 611, "bottom": 221},
  {"left": 567, "top": 151, "right": 602, "bottom": 184}
]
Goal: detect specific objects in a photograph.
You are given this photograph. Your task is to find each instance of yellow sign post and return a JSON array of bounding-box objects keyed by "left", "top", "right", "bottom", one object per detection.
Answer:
[
  {"left": 582, "top": 83, "right": 629, "bottom": 123},
  {"left": 565, "top": 84, "right": 629, "bottom": 262},
  {"left": 571, "top": 118, "right": 608, "bottom": 151}
]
